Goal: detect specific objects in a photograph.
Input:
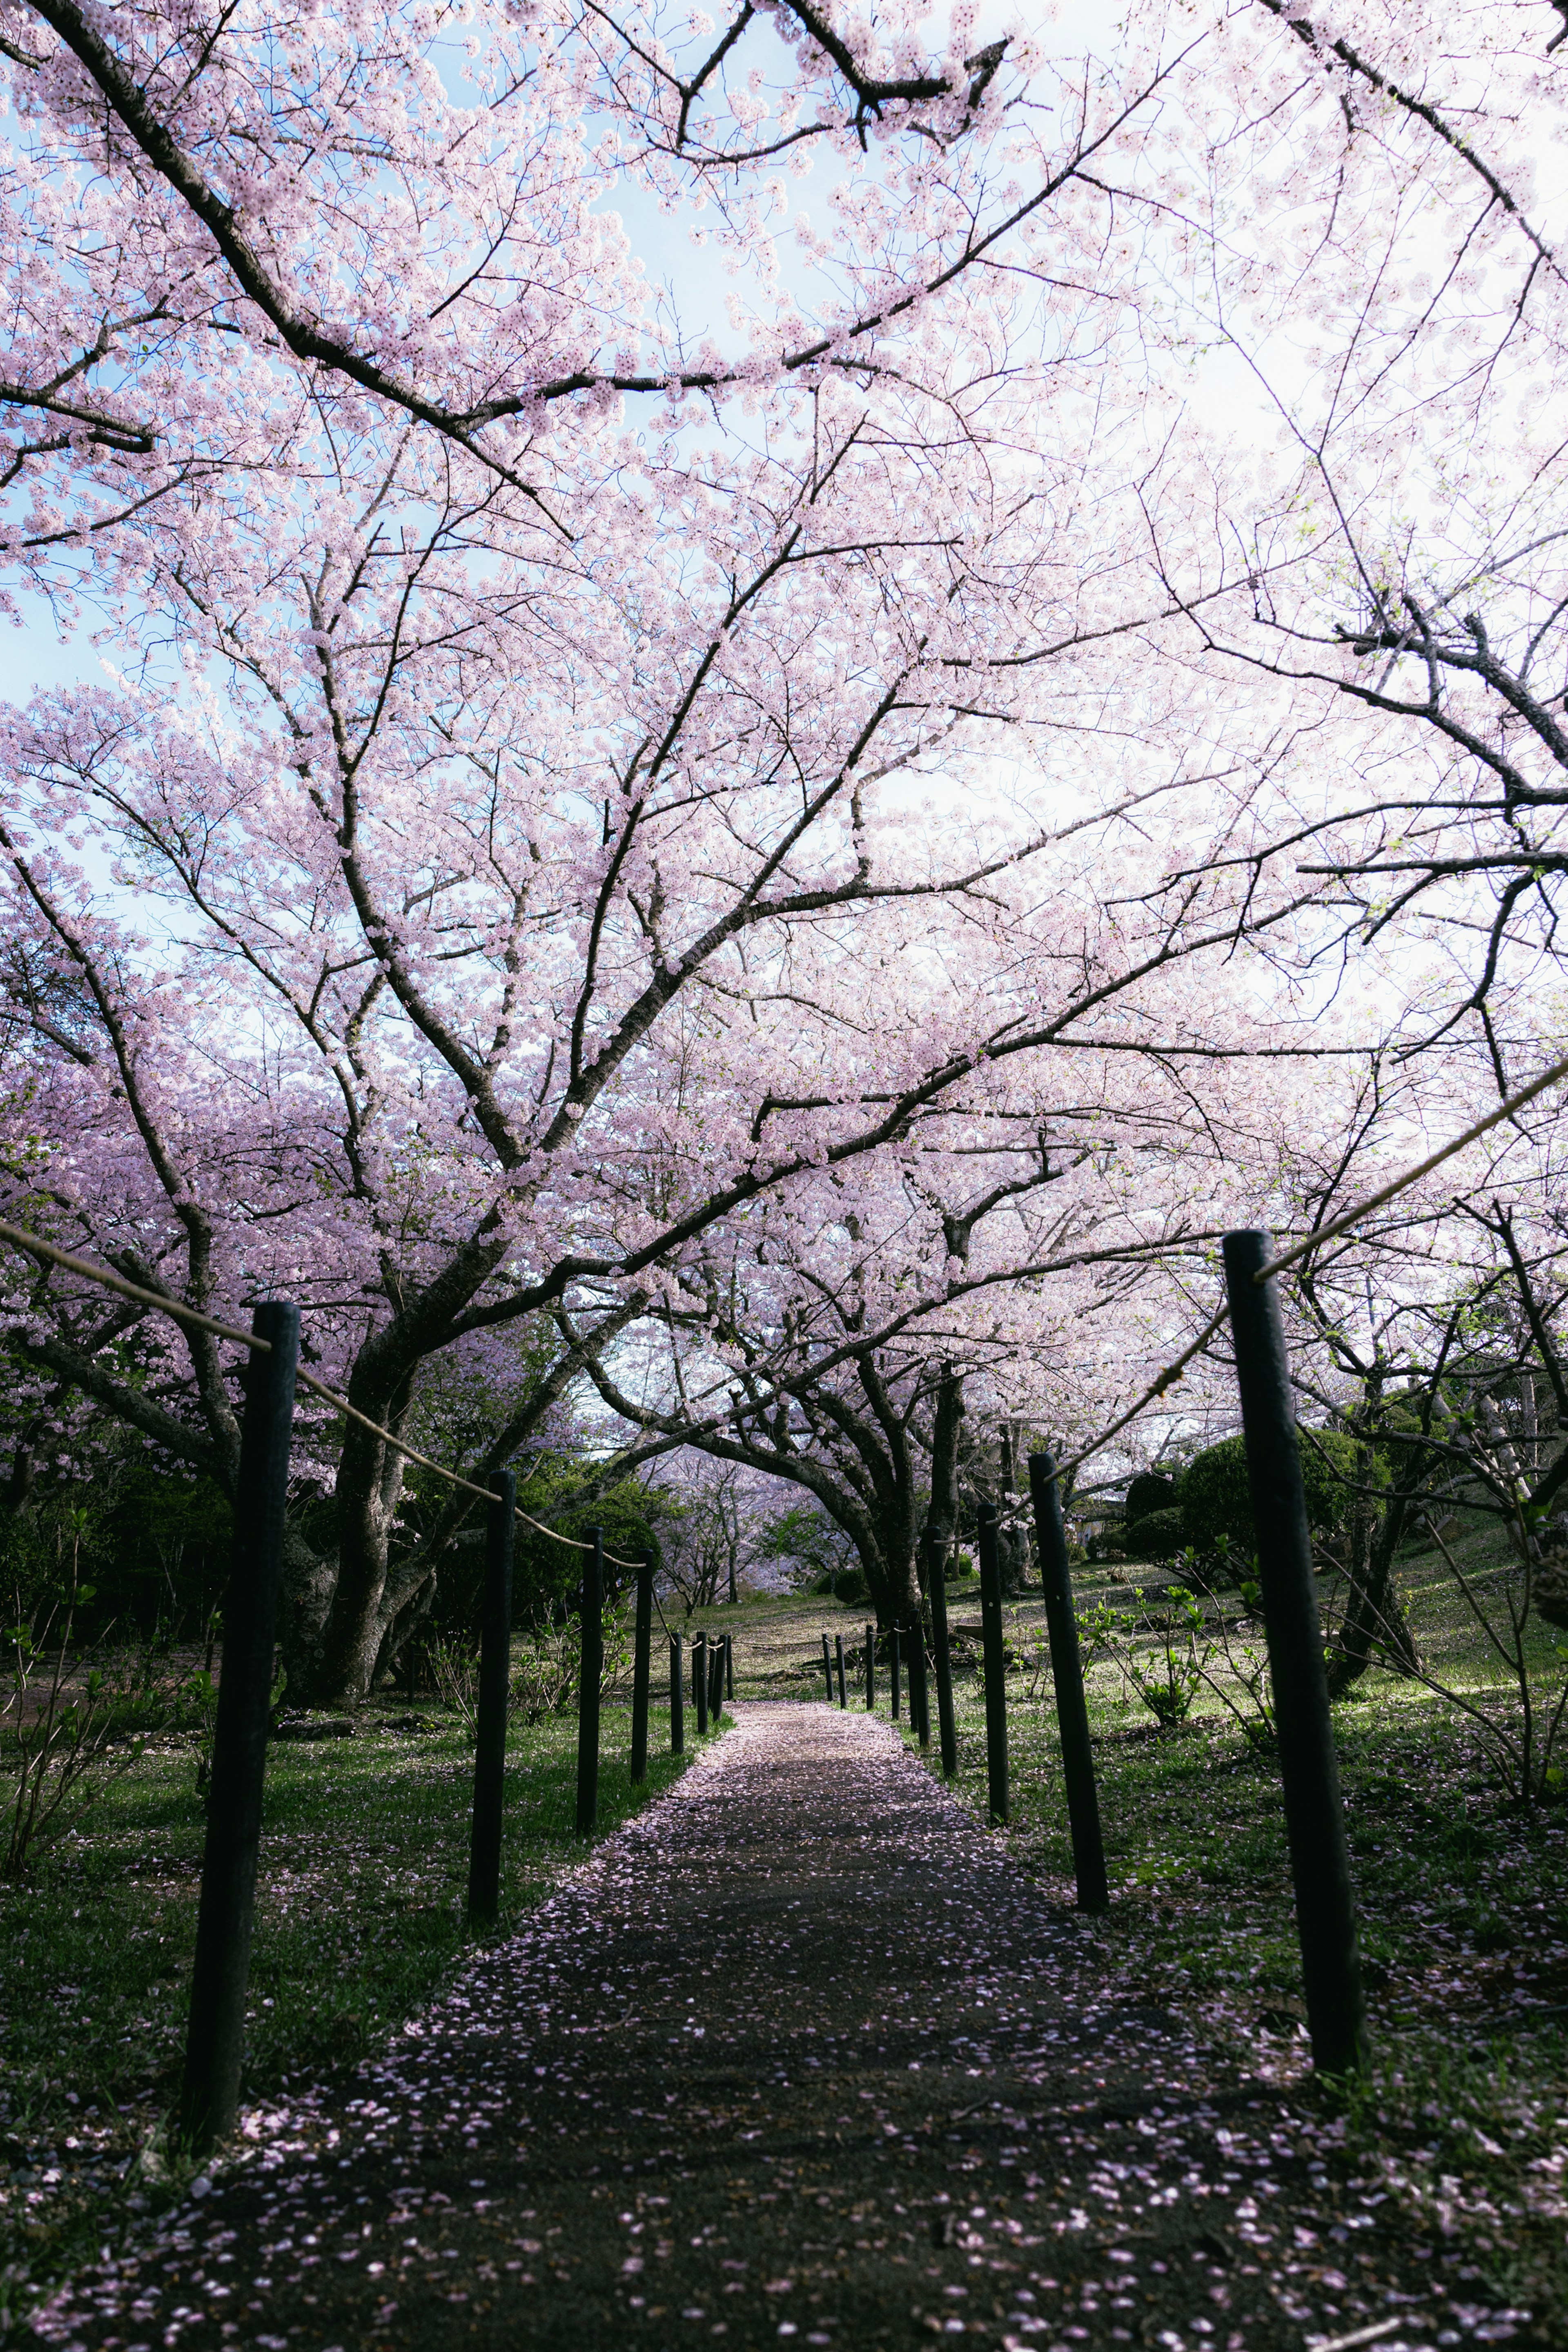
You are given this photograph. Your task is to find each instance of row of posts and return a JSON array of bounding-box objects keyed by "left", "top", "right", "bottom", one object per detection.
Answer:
[
  {"left": 179, "top": 1314, "right": 737, "bottom": 2155},
  {"left": 817, "top": 1229, "right": 1368, "bottom": 2084}
]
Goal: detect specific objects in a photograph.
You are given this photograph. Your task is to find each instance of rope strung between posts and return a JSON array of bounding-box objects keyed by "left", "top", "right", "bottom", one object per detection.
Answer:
[
  {"left": 1049, "top": 1300, "right": 1232, "bottom": 1486},
  {"left": 1049, "top": 1047, "right": 1568, "bottom": 1483},
  {"left": 0, "top": 1215, "right": 642, "bottom": 1566},
  {"left": 1255, "top": 1045, "right": 1568, "bottom": 1281}
]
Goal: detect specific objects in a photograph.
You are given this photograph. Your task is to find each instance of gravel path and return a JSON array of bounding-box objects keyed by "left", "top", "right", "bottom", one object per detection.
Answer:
[{"left": 37, "top": 1704, "right": 1529, "bottom": 2352}]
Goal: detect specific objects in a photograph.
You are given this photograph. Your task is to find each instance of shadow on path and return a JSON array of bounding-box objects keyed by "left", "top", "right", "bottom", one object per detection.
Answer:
[{"left": 38, "top": 1704, "right": 1525, "bottom": 2350}]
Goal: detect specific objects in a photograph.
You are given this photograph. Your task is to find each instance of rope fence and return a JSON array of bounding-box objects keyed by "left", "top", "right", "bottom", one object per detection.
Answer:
[
  {"left": 0, "top": 1204, "right": 677, "bottom": 2152},
  {"left": 3, "top": 1047, "right": 1566, "bottom": 2129}
]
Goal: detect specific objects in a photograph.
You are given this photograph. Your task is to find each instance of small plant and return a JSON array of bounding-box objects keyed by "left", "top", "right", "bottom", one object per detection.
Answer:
[
  {"left": 1356, "top": 1508, "right": 1568, "bottom": 1805},
  {"left": 3, "top": 1521, "right": 166, "bottom": 1875},
  {"left": 177, "top": 1668, "right": 220, "bottom": 1793},
  {"left": 428, "top": 1633, "right": 481, "bottom": 1739},
  {"left": 509, "top": 1632, "right": 578, "bottom": 1724},
  {"left": 1122, "top": 1584, "right": 1210, "bottom": 1727},
  {"left": 1070, "top": 1597, "right": 1126, "bottom": 1694},
  {"left": 1194, "top": 1576, "right": 1276, "bottom": 1754}
]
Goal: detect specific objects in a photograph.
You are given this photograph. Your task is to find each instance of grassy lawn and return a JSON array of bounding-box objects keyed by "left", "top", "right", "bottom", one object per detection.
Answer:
[
  {"left": 0, "top": 1688, "right": 706, "bottom": 2340},
  {"left": 713, "top": 1552, "right": 1568, "bottom": 2334}
]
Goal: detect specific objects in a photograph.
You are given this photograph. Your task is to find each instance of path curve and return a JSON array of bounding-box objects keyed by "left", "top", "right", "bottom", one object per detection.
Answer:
[{"left": 38, "top": 1704, "right": 1518, "bottom": 2350}]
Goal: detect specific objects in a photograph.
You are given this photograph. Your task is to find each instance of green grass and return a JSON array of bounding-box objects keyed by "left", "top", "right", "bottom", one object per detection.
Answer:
[{"left": 0, "top": 1693, "right": 708, "bottom": 2338}]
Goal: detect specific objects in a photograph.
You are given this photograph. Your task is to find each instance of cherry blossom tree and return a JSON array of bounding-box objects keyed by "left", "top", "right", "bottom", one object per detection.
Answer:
[
  {"left": 4, "top": 0, "right": 1566, "bottom": 1708},
  {"left": 1125, "top": 3, "right": 1568, "bottom": 1075},
  {"left": 570, "top": 1020, "right": 1308, "bottom": 1624}
]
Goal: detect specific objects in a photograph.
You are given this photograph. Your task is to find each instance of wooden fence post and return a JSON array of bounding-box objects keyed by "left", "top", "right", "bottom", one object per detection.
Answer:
[
  {"left": 724, "top": 1633, "right": 735, "bottom": 1701},
  {"left": 864, "top": 1622, "right": 875, "bottom": 1709},
  {"left": 1224, "top": 1229, "right": 1368, "bottom": 2078},
  {"left": 835, "top": 1630, "right": 847, "bottom": 1707},
  {"left": 670, "top": 1633, "right": 684, "bottom": 1754},
  {"left": 890, "top": 1625, "right": 902, "bottom": 1720},
  {"left": 708, "top": 1640, "right": 724, "bottom": 1724},
  {"left": 575, "top": 1526, "right": 603, "bottom": 1836},
  {"left": 630, "top": 1548, "right": 654, "bottom": 1783},
  {"left": 178, "top": 1301, "right": 299, "bottom": 2155},
  {"left": 923, "top": 1523, "right": 959, "bottom": 1778},
  {"left": 977, "top": 1501, "right": 1010, "bottom": 1824},
  {"left": 1027, "top": 1452, "right": 1108, "bottom": 1913},
  {"left": 694, "top": 1630, "right": 710, "bottom": 1735},
  {"left": 821, "top": 1631, "right": 834, "bottom": 1701},
  {"left": 467, "top": 1468, "right": 517, "bottom": 1924}
]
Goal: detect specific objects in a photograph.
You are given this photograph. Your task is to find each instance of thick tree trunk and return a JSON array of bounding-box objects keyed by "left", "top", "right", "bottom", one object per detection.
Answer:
[
  {"left": 282, "top": 1403, "right": 409, "bottom": 1704},
  {"left": 276, "top": 1521, "right": 339, "bottom": 1695},
  {"left": 863, "top": 1493, "right": 920, "bottom": 1630},
  {"left": 929, "top": 1366, "right": 964, "bottom": 1547}
]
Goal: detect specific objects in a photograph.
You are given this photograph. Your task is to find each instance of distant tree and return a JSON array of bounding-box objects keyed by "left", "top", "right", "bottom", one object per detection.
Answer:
[
  {"left": 659, "top": 1464, "right": 754, "bottom": 1615},
  {"left": 751, "top": 1503, "right": 858, "bottom": 1596}
]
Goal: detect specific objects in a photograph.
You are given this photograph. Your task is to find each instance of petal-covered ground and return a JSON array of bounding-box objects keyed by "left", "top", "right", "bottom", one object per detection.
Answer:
[{"left": 33, "top": 1706, "right": 1531, "bottom": 2351}]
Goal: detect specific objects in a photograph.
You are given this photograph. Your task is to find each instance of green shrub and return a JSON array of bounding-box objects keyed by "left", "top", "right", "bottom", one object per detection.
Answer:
[
  {"left": 1125, "top": 1471, "right": 1177, "bottom": 1523},
  {"left": 1177, "top": 1428, "right": 1359, "bottom": 1553},
  {"left": 1123, "top": 1506, "right": 1185, "bottom": 1560},
  {"left": 812, "top": 1564, "right": 868, "bottom": 1604}
]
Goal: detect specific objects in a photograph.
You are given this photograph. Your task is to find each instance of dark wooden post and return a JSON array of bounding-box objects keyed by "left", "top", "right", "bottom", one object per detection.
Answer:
[
  {"left": 890, "top": 1626, "right": 901, "bottom": 1721},
  {"left": 708, "top": 1640, "right": 724, "bottom": 1724},
  {"left": 835, "top": 1630, "right": 847, "bottom": 1707},
  {"left": 1027, "top": 1452, "right": 1108, "bottom": 1913},
  {"left": 864, "top": 1621, "right": 875, "bottom": 1709},
  {"left": 724, "top": 1633, "right": 735, "bottom": 1700},
  {"left": 179, "top": 1301, "right": 299, "bottom": 2155},
  {"left": 906, "top": 1622, "right": 931, "bottom": 1750},
  {"left": 924, "top": 1523, "right": 959, "bottom": 1778},
  {"left": 468, "top": 1468, "right": 517, "bottom": 1924},
  {"left": 821, "top": 1631, "right": 834, "bottom": 1701},
  {"left": 575, "top": 1526, "right": 604, "bottom": 1836},
  {"left": 630, "top": 1548, "right": 654, "bottom": 1783},
  {"left": 1224, "top": 1229, "right": 1368, "bottom": 2078},
  {"left": 670, "top": 1632, "right": 684, "bottom": 1754},
  {"left": 977, "top": 1501, "right": 1010, "bottom": 1825},
  {"left": 694, "top": 1630, "right": 709, "bottom": 1735}
]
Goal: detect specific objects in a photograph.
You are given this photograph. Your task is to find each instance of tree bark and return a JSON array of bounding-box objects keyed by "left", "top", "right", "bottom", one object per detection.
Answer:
[{"left": 1324, "top": 1401, "right": 1422, "bottom": 1697}]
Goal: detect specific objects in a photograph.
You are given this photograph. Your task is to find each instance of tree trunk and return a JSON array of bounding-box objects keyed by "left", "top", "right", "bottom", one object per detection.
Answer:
[
  {"left": 1325, "top": 1410, "right": 1421, "bottom": 1697},
  {"left": 997, "top": 1425, "right": 1027, "bottom": 1596},
  {"left": 282, "top": 1404, "right": 408, "bottom": 1704},
  {"left": 929, "top": 1366, "right": 964, "bottom": 1546}
]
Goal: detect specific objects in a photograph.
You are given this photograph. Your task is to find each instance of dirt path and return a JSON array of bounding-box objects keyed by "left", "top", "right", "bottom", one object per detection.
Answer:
[{"left": 38, "top": 1705, "right": 1525, "bottom": 2351}]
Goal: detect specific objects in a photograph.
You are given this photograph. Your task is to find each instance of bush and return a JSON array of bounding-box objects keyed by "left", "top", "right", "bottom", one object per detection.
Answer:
[
  {"left": 1123, "top": 1506, "right": 1184, "bottom": 1560},
  {"left": 1169, "top": 1533, "right": 1250, "bottom": 1592},
  {"left": 812, "top": 1564, "right": 868, "bottom": 1604},
  {"left": 1177, "top": 1429, "right": 1360, "bottom": 1554},
  {"left": 1125, "top": 1471, "right": 1177, "bottom": 1523}
]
